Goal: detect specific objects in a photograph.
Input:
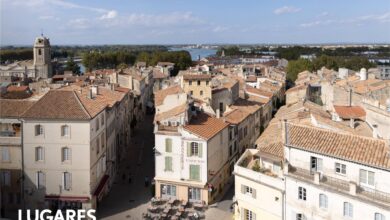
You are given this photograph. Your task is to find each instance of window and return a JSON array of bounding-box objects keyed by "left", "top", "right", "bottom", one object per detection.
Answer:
[
  {"left": 96, "top": 118, "right": 100, "bottom": 131},
  {"left": 197, "top": 80, "right": 201, "bottom": 85},
  {"left": 165, "top": 138, "right": 172, "bottom": 152},
  {"left": 63, "top": 172, "right": 72, "bottom": 190},
  {"left": 189, "top": 165, "right": 200, "bottom": 181},
  {"left": 165, "top": 156, "right": 173, "bottom": 171},
  {"left": 298, "top": 187, "right": 306, "bottom": 200},
  {"left": 100, "top": 133, "right": 105, "bottom": 149},
  {"left": 310, "top": 156, "right": 323, "bottom": 173},
  {"left": 1, "top": 147, "right": 10, "bottom": 162},
  {"left": 190, "top": 91, "right": 193, "bottom": 95},
  {"left": 189, "top": 80, "right": 192, "bottom": 85},
  {"left": 61, "top": 125, "right": 70, "bottom": 137},
  {"left": 0, "top": 171, "right": 11, "bottom": 186},
  {"left": 96, "top": 138, "right": 100, "bottom": 155},
  {"left": 335, "top": 162, "right": 346, "bottom": 175},
  {"left": 35, "top": 125, "right": 44, "bottom": 136},
  {"left": 296, "top": 213, "right": 305, "bottom": 220},
  {"left": 161, "top": 184, "right": 176, "bottom": 196},
  {"left": 359, "top": 169, "right": 375, "bottom": 186},
  {"left": 206, "top": 80, "right": 209, "bottom": 86},
  {"left": 62, "top": 147, "right": 71, "bottom": 162},
  {"left": 319, "top": 194, "right": 328, "bottom": 209},
  {"left": 36, "top": 171, "right": 45, "bottom": 189},
  {"left": 188, "top": 187, "right": 201, "bottom": 201},
  {"left": 241, "top": 185, "right": 256, "bottom": 198},
  {"left": 244, "top": 209, "right": 256, "bottom": 220},
  {"left": 273, "top": 162, "right": 281, "bottom": 173},
  {"left": 375, "top": 213, "right": 385, "bottom": 220},
  {"left": 200, "top": 90, "right": 203, "bottom": 96},
  {"left": 343, "top": 202, "right": 353, "bottom": 218},
  {"left": 35, "top": 147, "right": 44, "bottom": 161},
  {"left": 187, "top": 142, "right": 202, "bottom": 157}
]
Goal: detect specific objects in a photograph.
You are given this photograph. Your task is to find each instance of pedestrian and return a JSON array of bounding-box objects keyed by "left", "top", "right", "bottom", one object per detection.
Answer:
[{"left": 144, "top": 176, "right": 149, "bottom": 187}]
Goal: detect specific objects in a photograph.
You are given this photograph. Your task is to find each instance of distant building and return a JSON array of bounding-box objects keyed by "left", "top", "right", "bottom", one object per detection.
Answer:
[{"left": 0, "top": 35, "right": 52, "bottom": 80}]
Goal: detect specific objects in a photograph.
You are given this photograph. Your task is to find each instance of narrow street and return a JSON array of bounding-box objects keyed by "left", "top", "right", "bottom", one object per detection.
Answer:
[{"left": 97, "top": 114, "right": 155, "bottom": 220}]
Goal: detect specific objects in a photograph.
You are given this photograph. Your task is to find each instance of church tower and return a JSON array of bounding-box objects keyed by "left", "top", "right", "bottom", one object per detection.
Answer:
[{"left": 33, "top": 35, "right": 52, "bottom": 79}]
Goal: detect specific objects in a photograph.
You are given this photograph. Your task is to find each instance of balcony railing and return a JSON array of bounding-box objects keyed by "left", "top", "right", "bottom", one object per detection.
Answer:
[
  {"left": 0, "top": 136, "right": 21, "bottom": 145},
  {"left": 288, "top": 166, "right": 390, "bottom": 207},
  {"left": 157, "top": 125, "right": 178, "bottom": 132}
]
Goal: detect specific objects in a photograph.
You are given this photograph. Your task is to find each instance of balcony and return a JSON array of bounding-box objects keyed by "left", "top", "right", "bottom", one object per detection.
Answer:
[
  {"left": 287, "top": 166, "right": 390, "bottom": 208},
  {"left": 234, "top": 149, "right": 284, "bottom": 190},
  {"left": 157, "top": 125, "right": 179, "bottom": 132},
  {"left": 0, "top": 130, "right": 21, "bottom": 145}
]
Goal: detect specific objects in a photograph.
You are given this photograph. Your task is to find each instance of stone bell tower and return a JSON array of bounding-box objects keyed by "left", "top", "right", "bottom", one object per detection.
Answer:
[{"left": 33, "top": 35, "right": 52, "bottom": 79}]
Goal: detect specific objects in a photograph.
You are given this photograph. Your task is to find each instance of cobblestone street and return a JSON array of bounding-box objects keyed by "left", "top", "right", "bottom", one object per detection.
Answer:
[{"left": 97, "top": 114, "right": 155, "bottom": 220}]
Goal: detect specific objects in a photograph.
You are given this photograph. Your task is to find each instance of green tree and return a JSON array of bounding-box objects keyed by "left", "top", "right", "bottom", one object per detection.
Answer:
[
  {"left": 64, "top": 57, "right": 80, "bottom": 74},
  {"left": 286, "top": 59, "right": 314, "bottom": 82}
]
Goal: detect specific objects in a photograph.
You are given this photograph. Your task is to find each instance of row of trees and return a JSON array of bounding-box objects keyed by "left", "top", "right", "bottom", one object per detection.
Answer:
[
  {"left": 82, "top": 50, "right": 192, "bottom": 75},
  {"left": 286, "top": 55, "right": 376, "bottom": 82}
]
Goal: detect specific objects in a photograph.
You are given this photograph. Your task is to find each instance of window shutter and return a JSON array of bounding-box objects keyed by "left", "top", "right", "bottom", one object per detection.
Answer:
[
  {"left": 69, "top": 173, "right": 72, "bottom": 190},
  {"left": 252, "top": 188, "right": 256, "bottom": 199},
  {"left": 62, "top": 173, "right": 64, "bottom": 190},
  {"left": 241, "top": 185, "right": 245, "bottom": 194},
  {"left": 187, "top": 143, "right": 191, "bottom": 156},
  {"left": 172, "top": 186, "right": 176, "bottom": 196},
  {"left": 198, "top": 143, "right": 202, "bottom": 157},
  {"left": 317, "top": 158, "right": 323, "bottom": 171},
  {"left": 35, "top": 148, "right": 38, "bottom": 161},
  {"left": 343, "top": 203, "right": 348, "bottom": 216},
  {"left": 42, "top": 172, "right": 45, "bottom": 188},
  {"left": 69, "top": 148, "right": 72, "bottom": 161},
  {"left": 359, "top": 169, "right": 366, "bottom": 183},
  {"left": 36, "top": 172, "right": 39, "bottom": 188},
  {"left": 165, "top": 157, "right": 168, "bottom": 171},
  {"left": 368, "top": 171, "right": 375, "bottom": 185}
]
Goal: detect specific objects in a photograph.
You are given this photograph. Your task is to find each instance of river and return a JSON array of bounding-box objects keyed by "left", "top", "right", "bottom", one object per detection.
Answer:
[{"left": 169, "top": 47, "right": 217, "bottom": 61}]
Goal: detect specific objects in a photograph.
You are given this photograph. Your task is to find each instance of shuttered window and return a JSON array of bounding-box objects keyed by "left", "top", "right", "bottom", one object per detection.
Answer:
[
  {"left": 1, "top": 147, "right": 10, "bottom": 162},
  {"left": 187, "top": 142, "right": 202, "bottom": 157},
  {"left": 35, "top": 125, "right": 44, "bottom": 136},
  {"left": 165, "top": 156, "right": 173, "bottom": 171},
  {"left": 62, "top": 147, "right": 71, "bottom": 162},
  {"left": 61, "top": 125, "right": 70, "bottom": 137},
  {"left": 241, "top": 184, "right": 256, "bottom": 199},
  {"left": 343, "top": 202, "right": 353, "bottom": 217},
  {"left": 63, "top": 172, "right": 72, "bottom": 191},
  {"left": 359, "top": 169, "right": 375, "bottom": 186},
  {"left": 298, "top": 187, "right": 306, "bottom": 200},
  {"left": 319, "top": 194, "right": 328, "bottom": 209},
  {"left": 35, "top": 147, "right": 44, "bottom": 161},
  {"left": 165, "top": 138, "right": 172, "bottom": 152},
  {"left": 375, "top": 213, "right": 385, "bottom": 220},
  {"left": 189, "top": 165, "right": 200, "bottom": 181},
  {"left": 36, "top": 171, "right": 45, "bottom": 189}
]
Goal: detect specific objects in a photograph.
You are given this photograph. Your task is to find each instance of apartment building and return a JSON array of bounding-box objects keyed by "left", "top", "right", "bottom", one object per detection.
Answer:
[
  {"left": 0, "top": 100, "right": 35, "bottom": 214},
  {"left": 21, "top": 85, "right": 125, "bottom": 211},
  {"left": 180, "top": 74, "right": 212, "bottom": 103},
  {"left": 284, "top": 123, "right": 390, "bottom": 220}
]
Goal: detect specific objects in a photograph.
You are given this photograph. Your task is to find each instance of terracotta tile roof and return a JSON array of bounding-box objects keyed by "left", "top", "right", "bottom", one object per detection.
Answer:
[
  {"left": 247, "top": 94, "right": 270, "bottom": 105},
  {"left": 183, "top": 74, "right": 212, "bottom": 80},
  {"left": 287, "top": 123, "right": 390, "bottom": 170},
  {"left": 153, "top": 70, "right": 168, "bottom": 79},
  {"left": 259, "top": 142, "right": 284, "bottom": 159},
  {"left": 154, "top": 104, "right": 187, "bottom": 122},
  {"left": 23, "top": 86, "right": 125, "bottom": 120},
  {"left": 7, "top": 86, "right": 29, "bottom": 92},
  {"left": 334, "top": 105, "right": 366, "bottom": 119},
  {"left": 285, "top": 85, "right": 307, "bottom": 94},
  {"left": 22, "top": 90, "right": 91, "bottom": 120},
  {"left": 224, "top": 109, "right": 249, "bottom": 124},
  {"left": 183, "top": 112, "right": 229, "bottom": 140},
  {"left": 245, "top": 86, "right": 273, "bottom": 98},
  {"left": 154, "top": 85, "right": 183, "bottom": 106},
  {"left": 0, "top": 99, "right": 36, "bottom": 118}
]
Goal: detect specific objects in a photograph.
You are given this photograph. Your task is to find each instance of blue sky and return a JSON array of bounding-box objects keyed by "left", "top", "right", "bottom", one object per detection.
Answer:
[{"left": 1, "top": 0, "right": 390, "bottom": 45}]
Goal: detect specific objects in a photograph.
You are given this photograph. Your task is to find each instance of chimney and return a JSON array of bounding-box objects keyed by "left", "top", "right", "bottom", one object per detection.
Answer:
[
  {"left": 348, "top": 87, "right": 352, "bottom": 106},
  {"left": 216, "top": 109, "right": 220, "bottom": 118},
  {"left": 88, "top": 89, "right": 93, "bottom": 99},
  {"left": 91, "top": 86, "right": 98, "bottom": 96},
  {"left": 349, "top": 181, "right": 357, "bottom": 196},
  {"left": 350, "top": 118, "right": 355, "bottom": 129}
]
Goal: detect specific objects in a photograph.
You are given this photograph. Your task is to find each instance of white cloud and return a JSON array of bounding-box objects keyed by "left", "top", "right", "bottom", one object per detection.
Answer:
[
  {"left": 126, "top": 12, "right": 203, "bottom": 26},
  {"left": 274, "top": 6, "right": 301, "bottom": 15},
  {"left": 318, "top": 12, "right": 329, "bottom": 17},
  {"left": 301, "top": 11, "right": 390, "bottom": 28},
  {"left": 212, "top": 26, "right": 229, "bottom": 33},
  {"left": 100, "top": 10, "right": 118, "bottom": 20},
  {"left": 67, "top": 18, "right": 91, "bottom": 29}
]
